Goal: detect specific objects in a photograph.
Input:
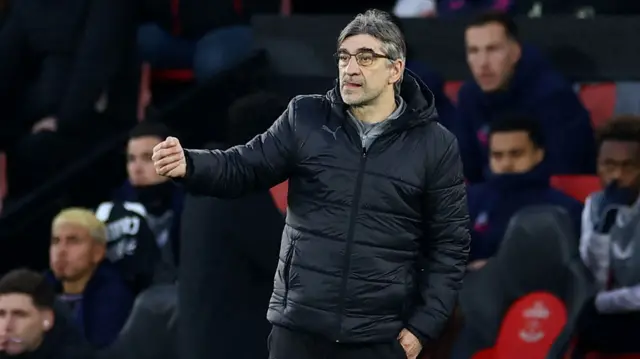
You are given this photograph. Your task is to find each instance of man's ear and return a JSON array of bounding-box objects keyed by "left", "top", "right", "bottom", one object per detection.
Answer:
[
  {"left": 510, "top": 41, "right": 522, "bottom": 66},
  {"left": 534, "top": 147, "right": 545, "bottom": 164},
  {"left": 389, "top": 59, "right": 405, "bottom": 86},
  {"left": 41, "top": 310, "right": 54, "bottom": 332}
]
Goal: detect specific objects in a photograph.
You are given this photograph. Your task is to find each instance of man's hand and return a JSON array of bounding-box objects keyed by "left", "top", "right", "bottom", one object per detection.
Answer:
[
  {"left": 398, "top": 328, "right": 422, "bottom": 359},
  {"left": 152, "top": 136, "right": 187, "bottom": 178},
  {"left": 32, "top": 117, "right": 57, "bottom": 133}
]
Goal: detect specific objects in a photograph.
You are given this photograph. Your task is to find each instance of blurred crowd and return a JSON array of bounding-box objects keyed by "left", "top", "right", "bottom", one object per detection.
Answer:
[{"left": 0, "top": 0, "right": 639, "bottom": 358}]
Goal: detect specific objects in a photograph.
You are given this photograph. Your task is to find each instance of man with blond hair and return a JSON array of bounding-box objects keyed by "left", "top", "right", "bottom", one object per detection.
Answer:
[{"left": 46, "top": 208, "right": 133, "bottom": 348}]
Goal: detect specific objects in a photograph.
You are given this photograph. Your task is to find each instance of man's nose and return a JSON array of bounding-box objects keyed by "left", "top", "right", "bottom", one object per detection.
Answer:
[
  {"left": 53, "top": 245, "right": 67, "bottom": 257},
  {"left": 500, "top": 159, "right": 515, "bottom": 172},
  {"left": 345, "top": 56, "right": 361, "bottom": 75},
  {"left": 609, "top": 167, "right": 624, "bottom": 182},
  {"left": 478, "top": 52, "right": 491, "bottom": 69}
]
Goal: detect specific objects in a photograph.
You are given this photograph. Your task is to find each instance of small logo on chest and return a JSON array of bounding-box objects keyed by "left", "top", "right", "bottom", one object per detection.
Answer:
[{"left": 321, "top": 125, "right": 342, "bottom": 140}]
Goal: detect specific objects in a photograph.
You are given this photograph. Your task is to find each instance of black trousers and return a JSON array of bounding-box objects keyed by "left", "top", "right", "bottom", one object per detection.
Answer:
[
  {"left": 571, "top": 301, "right": 640, "bottom": 358},
  {"left": 268, "top": 325, "right": 407, "bottom": 359}
]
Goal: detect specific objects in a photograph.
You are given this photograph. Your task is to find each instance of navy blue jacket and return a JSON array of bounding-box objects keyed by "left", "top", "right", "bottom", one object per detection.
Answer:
[
  {"left": 455, "top": 45, "right": 596, "bottom": 183},
  {"left": 467, "top": 165, "right": 583, "bottom": 261},
  {"left": 46, "top": 261, "right": 134, "bottom": 348}
]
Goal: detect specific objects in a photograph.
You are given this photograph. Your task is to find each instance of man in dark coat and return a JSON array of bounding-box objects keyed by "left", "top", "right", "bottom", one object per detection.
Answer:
[
  {"left": 179, "top": 92, "right": 287, "bottom": 359},
  {"left": 153, "top": 9, "right": 470, "bottom": 359}
]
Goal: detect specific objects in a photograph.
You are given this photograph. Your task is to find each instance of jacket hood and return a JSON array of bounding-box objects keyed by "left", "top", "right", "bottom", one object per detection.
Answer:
[{"left": 326, "top": 68, "right": 439, "bottom": 128}]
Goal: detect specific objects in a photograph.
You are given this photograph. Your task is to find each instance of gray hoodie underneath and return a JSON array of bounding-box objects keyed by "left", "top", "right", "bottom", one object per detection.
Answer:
[{"left": 347, "top": 97, "right": 407, "bottom": 151}]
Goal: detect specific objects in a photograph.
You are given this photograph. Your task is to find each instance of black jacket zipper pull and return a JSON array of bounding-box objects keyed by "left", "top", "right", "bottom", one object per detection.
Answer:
[{"left": 361, "top": 136, "right": 367, "bottom": 157}]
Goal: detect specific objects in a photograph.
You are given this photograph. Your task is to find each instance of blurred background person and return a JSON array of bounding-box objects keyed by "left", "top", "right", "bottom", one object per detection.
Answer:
[
  {"left": 46, "top": 208, "right": 133, "bottom": 348},
  {"left": 576, "top": 116, "right": 640, "bottom": 356},
  {"left": 112, "top": 122, "right": 183, "bottom": 274},
  {"left": 466, "top": 115, "right": 582, "bottom": 271},
  {"left": 455, "top": 12, "right": 594, "bottom": 182},
  {"left": 179, "top": 92, "right": 286, "bottom": 359},
  {"left": 0, "top": 269, "right": 93, "bottom": 359},
  {"left": 138, "top": 0, "right": 255, "bottom": 83},
  {"left": 0, "top": 0, "right": 138, "bottom": 201}
]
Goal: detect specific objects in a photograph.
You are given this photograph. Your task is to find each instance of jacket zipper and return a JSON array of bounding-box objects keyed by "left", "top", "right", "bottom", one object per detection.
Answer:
[{"left": 335, "top": 141, "right": 368, "bottom": 342}]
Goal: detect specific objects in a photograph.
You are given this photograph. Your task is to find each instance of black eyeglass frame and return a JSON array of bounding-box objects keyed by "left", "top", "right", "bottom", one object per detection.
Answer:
[{"left": 334, "top": 50, "right": 392, "bottom": 67}]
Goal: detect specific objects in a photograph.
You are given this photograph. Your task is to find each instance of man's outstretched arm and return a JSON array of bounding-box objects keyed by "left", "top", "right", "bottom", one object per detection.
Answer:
[{"left": 159, "top": 99, "right": 298, "bottom": 198}]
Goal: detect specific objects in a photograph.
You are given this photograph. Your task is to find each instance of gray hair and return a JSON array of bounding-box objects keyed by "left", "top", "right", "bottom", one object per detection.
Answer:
[{"left": 337, "top": 9, "right": 406, "bottom": 92}]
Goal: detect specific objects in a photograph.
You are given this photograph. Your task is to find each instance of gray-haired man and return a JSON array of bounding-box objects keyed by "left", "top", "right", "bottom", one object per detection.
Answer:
[{"left": 152, "top": 9, "right": 470, "bottom": 359}]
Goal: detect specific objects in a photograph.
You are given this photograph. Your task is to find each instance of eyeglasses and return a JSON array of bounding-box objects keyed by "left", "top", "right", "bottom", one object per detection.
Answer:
[{"left": 334, "top": 50, "right": 390, "bottom": 67}]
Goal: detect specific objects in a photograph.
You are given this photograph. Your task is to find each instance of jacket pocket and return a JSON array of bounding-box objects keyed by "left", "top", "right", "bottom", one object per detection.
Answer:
[
  {"left": 282, "top": 240, "right": 296, "bottom": 305},
  {"left": 392, "top": 339, "right": 408, "bottom": 359}
]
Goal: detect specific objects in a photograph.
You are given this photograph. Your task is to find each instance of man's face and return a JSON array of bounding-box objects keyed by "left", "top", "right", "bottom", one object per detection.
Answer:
[
  {"left": 598, "top": 140, "right": 640, "bottom": 189},
  {"left": 127, "top": 135, "right": 168, "bottom": 186},
  {"left": 337, "top": 34, "right": 404, "bottom": 106},
  {"left": 489, "top": 131, "right": 543, "bottom": 174},
  {"left": 0, "top": 294, "right": 52, "bottom": 355},
  {"left": 465, "top": 22, "right": 521, "bottom": 92},
  {"left": 50, "top": 223, "right": 104, "bottom": 282}
]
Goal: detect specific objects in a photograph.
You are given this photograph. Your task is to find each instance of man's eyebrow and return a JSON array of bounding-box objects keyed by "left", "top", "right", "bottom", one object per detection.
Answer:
[{"left": 337, "top": 47, "right": 376, "bottom": 53}]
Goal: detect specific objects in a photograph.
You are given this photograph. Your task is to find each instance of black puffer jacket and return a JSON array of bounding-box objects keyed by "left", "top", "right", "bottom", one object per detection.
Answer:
[{"left": 182, "top": 72, "right": 470, "bottom": 344}]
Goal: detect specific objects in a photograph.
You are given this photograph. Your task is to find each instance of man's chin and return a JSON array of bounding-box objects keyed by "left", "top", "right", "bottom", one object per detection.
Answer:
[
  {"left": 3, "top": 342, "right": 26, "bottom": 355},
  {"left": 341, "top": 94, "right": 367, "bottom": 106}
]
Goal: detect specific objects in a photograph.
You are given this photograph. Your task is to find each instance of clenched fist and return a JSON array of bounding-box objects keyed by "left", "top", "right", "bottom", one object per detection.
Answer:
[{"left": 152, "top": 136, "right": 187, "bottom": 178}]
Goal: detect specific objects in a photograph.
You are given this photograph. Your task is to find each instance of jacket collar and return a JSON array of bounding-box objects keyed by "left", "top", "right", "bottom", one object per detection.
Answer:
[{"left": 326, "top": 69, "right": 439, "bottom": 131}]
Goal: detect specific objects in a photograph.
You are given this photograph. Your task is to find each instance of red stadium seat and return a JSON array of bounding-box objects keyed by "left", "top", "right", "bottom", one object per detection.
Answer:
[
  {"left": 579, "top": 83, "right": 616, "bottom": 129},
  {"left": 151, "top": 69, "right": 195, "bottom": 82},
  {"left": 269, "top": 180, "right": 288, "bottom": 214},
  {"left": 444, "top": 81, "right": 464, "bottom": 104},
  {"left": 471, "top": 292, "right": 567, "bottom": 359},
  {"left": 472, "top": 348, "right": 496, "bottom": 359},
  {"left": 550, "top": 175, "right": 601, "bottom": 203}
]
